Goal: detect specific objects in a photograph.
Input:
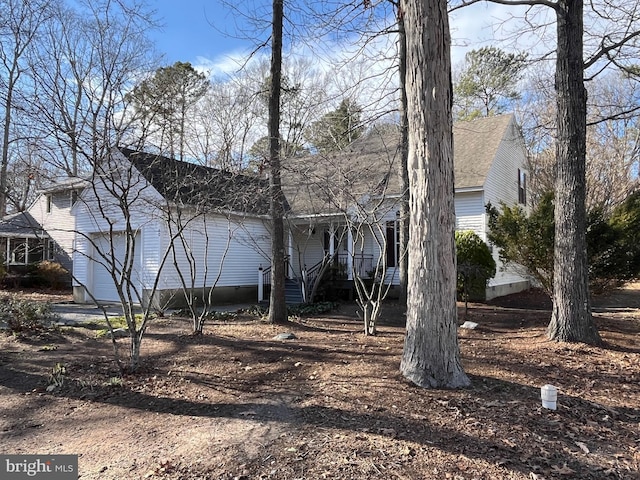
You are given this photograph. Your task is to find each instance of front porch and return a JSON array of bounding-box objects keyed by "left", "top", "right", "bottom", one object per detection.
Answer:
[{"left": 257, "top": 217, "right": 397, "bottom": 304}]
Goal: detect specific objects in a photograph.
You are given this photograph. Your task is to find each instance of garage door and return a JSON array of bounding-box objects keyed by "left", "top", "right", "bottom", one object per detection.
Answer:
[{"left": 90, "top": 232, "right": 141, "bottom": 303}]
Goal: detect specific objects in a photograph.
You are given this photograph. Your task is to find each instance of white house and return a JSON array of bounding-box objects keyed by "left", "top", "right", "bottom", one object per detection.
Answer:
[
  {"left": 70, "top": 114, "right": 529, "bottom": 307},
  {"left": 0, "top": 178, "right": 85, "bottom": 278}
]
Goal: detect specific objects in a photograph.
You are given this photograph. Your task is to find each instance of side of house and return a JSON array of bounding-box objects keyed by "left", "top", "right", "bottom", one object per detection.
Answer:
[
  {"left": 28, "top": 178, "right": 86, "bottom": 273},
  {"left": 481, "top": 116, "right": 530, "bottom": 299},
  {"left": 72, "top": 149, "right": 272, "bottom": 307}
]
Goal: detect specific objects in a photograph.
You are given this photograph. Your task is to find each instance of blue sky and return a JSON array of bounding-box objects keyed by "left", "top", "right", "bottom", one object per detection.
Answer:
[
  {"left": 150, "top": 1, "right": 246, "bottom": 67},
  {"left": 149, "top": 1, "right": 545, "bottom": 75}
]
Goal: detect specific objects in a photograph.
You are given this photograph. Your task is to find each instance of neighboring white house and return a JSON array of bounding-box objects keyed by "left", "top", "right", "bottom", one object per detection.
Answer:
[
  {"left": 0, "top": 178, "right": 85, "bottom": 278},
  {"left": 28, "top": 178, "right": 87, "bottom": 273},
  {"left": 71, "top": 148, "right": 272, "bottom": 306}
]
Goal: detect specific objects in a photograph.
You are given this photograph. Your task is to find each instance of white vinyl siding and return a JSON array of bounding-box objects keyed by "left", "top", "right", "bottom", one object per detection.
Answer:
[
  {"left": 290, "top": 226, "right": 325, "bottom": 277},
  {"left": 157, "top": 214, "right": 271, "bottom": 290},
  {"left": 28, "top": 190, "right": 80, "bottom": 271},
  {"left": 483, "top": 120, "right": 526, "bottom": 209},
  {"left": 90, "top": 231, "right": 142, "bottom": 303},
  {"left": 454, "top": 191, "right": 486, "bottom": 241}
]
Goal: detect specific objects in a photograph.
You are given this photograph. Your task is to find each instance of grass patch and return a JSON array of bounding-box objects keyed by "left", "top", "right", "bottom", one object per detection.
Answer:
[{"left": 93, "top": 315, "right": 143, "bottom": 338}]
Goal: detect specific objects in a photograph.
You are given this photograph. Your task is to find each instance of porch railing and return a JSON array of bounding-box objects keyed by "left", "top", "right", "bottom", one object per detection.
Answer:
[
  {"left": 258, "top": 256, "right": 293, "bottom": 302},
  {"left": 257, "top": 253, "right": 375, "bottom": 304}
]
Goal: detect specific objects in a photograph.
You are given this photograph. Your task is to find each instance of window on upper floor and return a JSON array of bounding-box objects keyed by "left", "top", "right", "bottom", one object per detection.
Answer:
[
  {"left": 46, "top": 194, "right": 52, "bottom": 213},
  {"left": 518, "top": 168, "right": 527, "bottom": 205},
  {"left": 71, "top": 190, "right": 78, "bottom": 206}
]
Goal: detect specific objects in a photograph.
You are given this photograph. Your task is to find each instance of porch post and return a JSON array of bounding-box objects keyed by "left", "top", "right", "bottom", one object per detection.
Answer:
[
  {"left": 347, "top": 227, "right": 353, "bottom": 280},
  {"left": 329, "top": 223, "right": 335, "bottom": 257},
  {"left": 287, "top": 228, "right": 294, "bottom": 278},
  {"left": 258, "top": 265, "right": 264, "bottom": 303}
]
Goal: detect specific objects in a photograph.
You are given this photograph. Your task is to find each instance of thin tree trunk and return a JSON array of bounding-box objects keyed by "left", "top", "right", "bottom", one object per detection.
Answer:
[
  {"left": 0, "top": 83, "right": 12, "bottom": 216},
  {"left": 400, "top": 0, "right": 470, "bottom": 389},
  {"left": 398, "top": 14, "right": 410, "bottom": 306},
  {"left": 268, "top": 0, "right": 288, "bottom": 324},
  {"left": 547, "top": 0, "right": 601, "bottom": 345}
]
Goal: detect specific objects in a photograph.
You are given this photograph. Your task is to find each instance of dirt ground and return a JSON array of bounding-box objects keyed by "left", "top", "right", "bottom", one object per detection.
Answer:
[{"left": 0, "top": 285, "right": 638, "bottom": 480}]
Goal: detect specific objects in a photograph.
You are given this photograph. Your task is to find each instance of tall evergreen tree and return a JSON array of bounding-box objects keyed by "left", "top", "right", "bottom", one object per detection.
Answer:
[
  {"left": 306, "top": 98, "right": 364, "bottom": 152},
  {"left": 454, "top": 46, "right": 528, "bottom": 120},
  {"left": 129, "top": 62, "right": 209, "bottom": 160}
]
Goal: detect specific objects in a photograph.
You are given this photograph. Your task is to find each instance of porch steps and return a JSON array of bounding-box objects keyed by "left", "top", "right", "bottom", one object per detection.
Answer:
[
  {"left": 259, "top": 278, "right": 305, "bottom": 307},
  {"left": 285, "top": 278, "right": 304, "bottom": 305}
]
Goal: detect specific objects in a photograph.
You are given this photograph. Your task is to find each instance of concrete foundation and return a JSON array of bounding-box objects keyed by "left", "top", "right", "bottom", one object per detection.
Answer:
[
  {"left": 485, "top": 280, "right": 530, "bottom": 301},
  {"left": 73, "top": 285, "right": 258, "bottom": 309}
]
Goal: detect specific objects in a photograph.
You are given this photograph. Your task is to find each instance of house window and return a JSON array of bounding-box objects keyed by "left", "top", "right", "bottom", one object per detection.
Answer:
[
  {"left": 46, "top": 194, "right": 52, "bottom": 213},
  {"left": 518, "top": 169, "right": 527, "bottom": 205},
  {"left": 386, "top": 221, "right": 400, "bottom": 267},
  {"left": 47, "top": 239, "right": 57, "bottom": 261},
  {"left": 9, "top": 238, "right": 27, "bottom": 264},
  {"left": 323, "top": 230, "right": 339, "bottom": 253},
  {"left": 71, "top": 190, "right": 78, "bottom": 206},
  {"left": 31, "top": 239, "right": 45, "bottom": 263}
]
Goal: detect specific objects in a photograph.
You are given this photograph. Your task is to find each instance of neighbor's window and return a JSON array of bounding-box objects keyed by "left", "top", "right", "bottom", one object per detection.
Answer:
[
  {"left": 46, "top": 194, "right": 52, "bottom": 213},
  {"left": 47, "top": 239, "right": 57, "bottom": 261},
  {"left": 518, "top": 168, "right": 527, "bottom": 205}
]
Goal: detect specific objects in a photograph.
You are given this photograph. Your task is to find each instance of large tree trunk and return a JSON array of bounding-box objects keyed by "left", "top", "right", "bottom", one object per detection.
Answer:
[
  {"left": 399, "top": 0, "right": 470, "bottom": 389},
  {"left": 547, "top": 0, "right": 601, "bottom": 345},
  {"left": 268, "top": 0, "right": 288, "bottom": 324}
]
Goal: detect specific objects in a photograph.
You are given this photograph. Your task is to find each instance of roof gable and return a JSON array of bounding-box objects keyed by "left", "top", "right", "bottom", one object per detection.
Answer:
[
  {"left": 453, "top": 114, "right": 515, "bottom": 189},
  {"left": 283, "top": 114, "right": 519, "bottom": 215}
]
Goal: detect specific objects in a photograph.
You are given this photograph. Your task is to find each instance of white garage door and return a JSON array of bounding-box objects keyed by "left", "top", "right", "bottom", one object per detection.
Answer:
[{"left": 90, "top": 232, "right": 142, "bottom": 303}]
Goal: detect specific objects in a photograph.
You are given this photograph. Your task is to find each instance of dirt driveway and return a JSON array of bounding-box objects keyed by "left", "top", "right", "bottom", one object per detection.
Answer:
[{"left": 0, "top": 286, "right": 638, "bottom": 479}]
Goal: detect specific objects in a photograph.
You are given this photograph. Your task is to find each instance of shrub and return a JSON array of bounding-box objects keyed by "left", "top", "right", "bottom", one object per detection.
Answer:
[
  {"left": 455, "top": 230, "right": 496, "bottom": 302},
  {"left": 486, "top": 193, "right": 555, "bottom": 295},
  {"left": 487, "top": 190, "right": 640, "bottom": 295},
  {"left": 0, "top": 295, "right": 57, "bottom": 333},
  {"left": 36, "top": 261, "right": 70, "bottom": 289}
]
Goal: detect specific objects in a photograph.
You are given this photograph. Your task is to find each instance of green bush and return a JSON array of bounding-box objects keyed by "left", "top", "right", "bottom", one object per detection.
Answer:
[
  {"left": 487, "top": 190, "right": 640, "bottom": 295},
  {"left": 0, "top": 295, "right": 57, "bottom": 333},
  {"left": 455, "top": 231, "right": 496, "bottom": 302}
]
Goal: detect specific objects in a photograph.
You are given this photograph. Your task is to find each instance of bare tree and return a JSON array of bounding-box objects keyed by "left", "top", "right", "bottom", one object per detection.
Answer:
[
  {"left": 72, "top": 152, "right": 175, "bottom": 371},
  {"left": 0, "top": 0, "right": 52, "bottom": 215},
  {"left": 29, "top": 0, "right": 157, "bottom": 177},
  {"left": 453, "top": 0, "right": 640, "bottom": 344},
  {"left": 284, "top": 126, "right": 403, "bottom": 335},
  {"left": 399, "top": 0, "right": 471, "bottom": 388}
]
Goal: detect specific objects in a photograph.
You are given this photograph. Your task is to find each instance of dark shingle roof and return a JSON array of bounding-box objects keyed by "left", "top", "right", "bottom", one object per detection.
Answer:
[
  {"left": 0, "top": 211, "right": 46, "bottom": 237},
  {"left": 119, "top": 148, "right": 272, "bottom": 216}
]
